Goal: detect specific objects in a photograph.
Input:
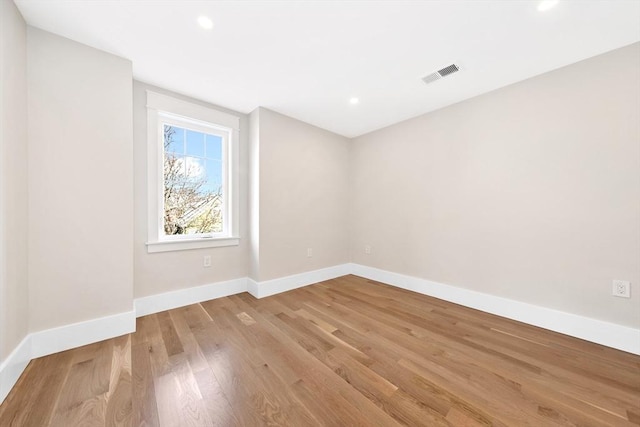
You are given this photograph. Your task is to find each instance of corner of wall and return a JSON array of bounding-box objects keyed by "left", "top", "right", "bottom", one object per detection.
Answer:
[
  {"left": 0, "top": 0, "right": 30, "bottom": 403},
  {"left": 248, "top": 107, "right": 261, "bottom": 282}
]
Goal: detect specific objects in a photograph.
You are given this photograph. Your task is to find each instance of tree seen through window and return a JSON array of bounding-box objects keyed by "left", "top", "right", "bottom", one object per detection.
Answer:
[{"left": 163, "top": 124, "right": 223, "bottom": 235}]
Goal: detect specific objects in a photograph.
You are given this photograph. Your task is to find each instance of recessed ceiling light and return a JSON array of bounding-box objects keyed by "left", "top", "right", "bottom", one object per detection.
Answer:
[
  {"left": 349, "top": 97, "right": 359, "bottom": 105},
  {"left": 537, "top": 0, "right": 559, "bottom": 12},
  {"left": 198, "top": 16, "right": 214, "bottom": 30}
]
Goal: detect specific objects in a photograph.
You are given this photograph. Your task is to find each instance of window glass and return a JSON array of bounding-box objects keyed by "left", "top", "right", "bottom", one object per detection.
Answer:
[
  {"left": 206, "top": 134, "right": 222, "bottom": 160},
  {"left": 163, "top": 124, "right": 226, "bottom": 236},
  {"left": 164, "top": 125, "right": 184, "bottom": 154},
  {"left": 186, "top": 129, "right": 205, "bottom": 157}
]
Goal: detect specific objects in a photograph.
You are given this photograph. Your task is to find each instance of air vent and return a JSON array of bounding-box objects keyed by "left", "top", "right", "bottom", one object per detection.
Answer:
[{"left": 422, "top": 63, "right": 460, "bottom": 85}]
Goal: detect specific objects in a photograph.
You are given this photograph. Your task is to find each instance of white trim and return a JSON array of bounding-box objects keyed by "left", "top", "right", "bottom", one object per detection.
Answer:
[
  {"left": 146, "top": 91, "right": 240, "bottom": 131},
  {"left": 146, "top": 237, "right": 240, "bottom": 253},
  {"left": 248, "top": 264, "right": 351, "bottom": 299},
  {"left": 349, "top": 263, "right": 640, "bottom": 355},
  {"left": 247, "top": 278, "right": 260, "bottom": 297},
  {"left": 30, "top": 310, "right": 136, "bottom": 359},
  {"left": 0, "top": 335, "right": 31, "bottom": 405},
  {"left": 135, "top": 278, "right": 248, "bottom": 317}
]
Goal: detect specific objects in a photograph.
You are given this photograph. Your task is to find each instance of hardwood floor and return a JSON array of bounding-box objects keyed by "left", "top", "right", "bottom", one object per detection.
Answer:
[
  {"left": 0, "top": 334, "right": 131, "bottom": 426},
  {"left": 1, "top": 275, "right": 639, "bottom": 426}
]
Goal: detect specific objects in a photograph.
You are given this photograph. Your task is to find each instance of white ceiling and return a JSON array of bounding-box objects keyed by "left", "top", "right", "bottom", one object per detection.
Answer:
[{"left": 14, "top": 0, "right": 640, "bottom": 138}]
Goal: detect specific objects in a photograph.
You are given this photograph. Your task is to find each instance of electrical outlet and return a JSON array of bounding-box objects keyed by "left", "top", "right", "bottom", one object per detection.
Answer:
[
  {"left": 307, "top": 248, "right": 313, "bottom": 258},
  {"left": 612, "top": 280, "right": 630, "bottom": 298},
  {"left": 203, "top": 255, "right": 212, "bottom": 268},
  {"left": 364, "top": 245, "right": 371, "bottom": 254}
]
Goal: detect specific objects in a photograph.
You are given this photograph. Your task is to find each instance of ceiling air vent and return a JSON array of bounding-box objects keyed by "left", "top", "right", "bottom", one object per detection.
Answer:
[{"left": 422, "top": 64, "right": 460, "bottom": 85}]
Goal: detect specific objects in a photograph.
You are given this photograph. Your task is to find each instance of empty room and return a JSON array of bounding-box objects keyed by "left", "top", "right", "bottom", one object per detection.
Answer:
[{"left": 1, "top": 0, "right": 639, "bottom": 425}]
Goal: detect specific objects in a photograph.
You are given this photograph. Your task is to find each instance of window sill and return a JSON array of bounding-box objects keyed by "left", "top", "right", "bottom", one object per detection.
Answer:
[{"left": 146, "top": 237, "right": 240, "bottom": 253}]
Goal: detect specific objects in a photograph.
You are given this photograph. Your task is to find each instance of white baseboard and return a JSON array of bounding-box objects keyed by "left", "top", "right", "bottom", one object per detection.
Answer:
[
  {"left": 248, "top": 264, "right": 351, "bottom": 299},
  {"left": 0, "top": 335, "right": 31, "bottom": 405},
  {"left": 134, "top": 265, "right": 350, "bottom": 314},
  {"left": 135, "top": 278, "right": 248, "bottom": 317},
  {"left": 247, "top": 277, "right": 260, "bottom": 297},
  {"left": 30, "top": 310, "right": 136, "bottom": 359},
  {"left": 350, "top": 263, "right": 640, "bottom": 355}
]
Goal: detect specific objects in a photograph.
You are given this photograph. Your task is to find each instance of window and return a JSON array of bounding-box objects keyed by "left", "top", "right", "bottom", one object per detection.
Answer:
[{"left": 146, "top": 91, "right": 239, "bottom": 252}]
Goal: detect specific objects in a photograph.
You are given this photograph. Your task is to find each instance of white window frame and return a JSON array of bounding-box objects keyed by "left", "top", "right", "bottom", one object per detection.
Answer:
[{"left": 146, "top": 91, "right": 240, "bottom": 253}]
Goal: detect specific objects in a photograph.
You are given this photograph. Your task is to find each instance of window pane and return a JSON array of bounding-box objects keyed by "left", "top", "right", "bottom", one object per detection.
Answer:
[
  {"left": 164, "top": 153, "right": 185, "bottom": 183},
  {"left": 186, "top": 129, "right": 205, "bottom": 157},
  {"left": 164, "top": 152, "right": 223, "bottom": 236},
  {"left": 164, "top": 125, "right": 184, "bottom": 154},
  {"left": 162, "top": 122, "right": 227, "bottom": 237},
  {"left": 205, "top": 159, "right": 223, "bottom": 193},
  {"left": 206, "top": 134, "right": 222, "bottom": 160},
  {"left": 183, "top": 156, "right": 206, "bottom": 182}
]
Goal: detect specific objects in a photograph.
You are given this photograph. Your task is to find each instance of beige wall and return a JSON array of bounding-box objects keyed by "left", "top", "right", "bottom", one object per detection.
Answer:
[
  {"left": 132, "top": 81, "right": 249, "bottom": 298},
  {"left": 27, "top": 28, "right": 134, "bottom": 331},
  {"left": 252, "top": 108, "right": 350, "bottom": 281},
  {"left": 350, "top": 43, "right": 640, "bottom": 328},
  {"left": 0, "top": 0, "right": 29, "bottom": 359}
]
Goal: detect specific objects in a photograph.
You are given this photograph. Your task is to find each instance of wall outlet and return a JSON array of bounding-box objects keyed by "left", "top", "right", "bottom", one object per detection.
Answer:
[
  {"left": 203, "top": 255, "right": 212, "bottom": 268},
  {"left": 612, "top": 280, "right": 630, "bottom": 298},
  {"left": 307, "top": 248, "right": 313, "bottom": 258},
  {"left": 364, "top": 245, "right": 371, "bottom": 254}
]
